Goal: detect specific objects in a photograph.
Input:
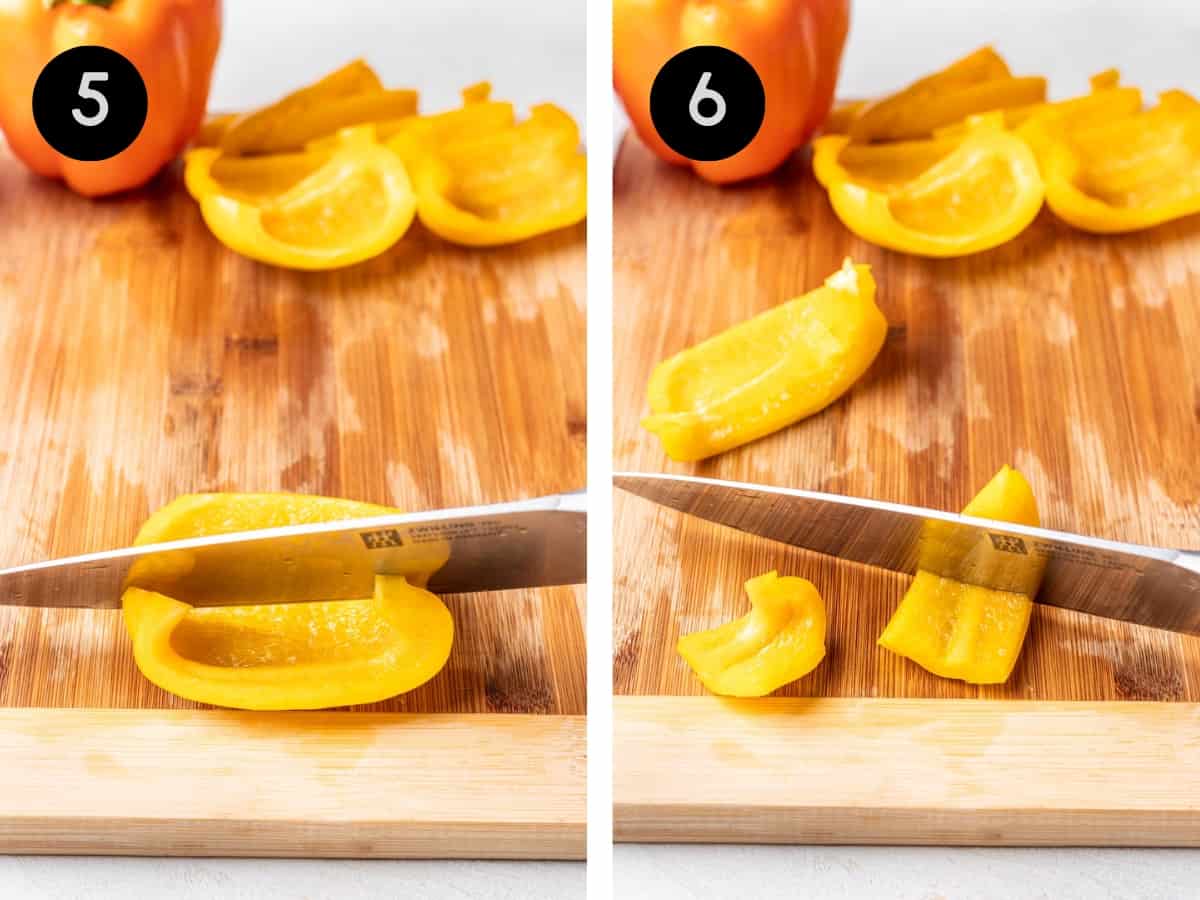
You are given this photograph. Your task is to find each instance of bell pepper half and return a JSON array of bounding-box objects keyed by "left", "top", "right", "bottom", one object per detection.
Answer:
[
  {"left": 184, "top": 126, "right": 417, "bottom": 270},
  {"left": 878, "top": 465, "right": 1042, "bottom": 684},
  {"left": 214, "top": 59, "right": 418, "bottom": 156},
  {"left": 642, "top": 259, "right": 886, "bottom": 462},
  {"left": 614, "top": 0, "right": 850, "bottom": 184},
  {"left": 677, "top": 571, "right": 827, "bottom": 697},
  {"left": 845, "top": 46, "right": 1046, "bottom": 143},
  {"left": 1032, "top": 89, "right": 1200, "bottom": 233},
  {"left": 812, "top": 116, "right": 1044, "bottom": 258},
  {"left": 0, "top": 0, "right": 221, "bottom": 197},
  {"left": 121, "top": 493, "right": 454, "bottom": 711},
  {"left": 391, "top": 101, "right": 586, "bottom": 246}
]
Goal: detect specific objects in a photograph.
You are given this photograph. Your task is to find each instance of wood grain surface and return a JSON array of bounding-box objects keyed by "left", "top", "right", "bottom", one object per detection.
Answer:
[
  {"left": 614, "top": 134, "right": 1200, "bottom": 703},
  {"left": 0, "top": 145, "right": 586, "bottom": 716},
  {"left": 615, "top": 696, "right": 1200, "bottom": 846},
  {"left": 0, "top": 709, "right": 584, "bottom": 859}
]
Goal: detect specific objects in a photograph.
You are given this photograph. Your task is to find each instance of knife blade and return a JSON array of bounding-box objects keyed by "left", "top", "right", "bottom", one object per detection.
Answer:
[
  {"left": 0, "top": 491, "right": 587, "bottom": 609},
  {"left": 615, "top": 472, "right": 1200, "bottom": 635}
]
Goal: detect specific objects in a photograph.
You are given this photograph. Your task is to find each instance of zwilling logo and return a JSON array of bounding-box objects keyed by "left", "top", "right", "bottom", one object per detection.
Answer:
[
  {"left": 360, "top": 529, "right": 405, "bottom": 549},
  {"left": 989, "top": 533, "right": 1028, "bottom": 554}
]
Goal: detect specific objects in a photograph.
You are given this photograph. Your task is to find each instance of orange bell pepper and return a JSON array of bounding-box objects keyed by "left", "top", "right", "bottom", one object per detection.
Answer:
[
  {"left": 0, "top": 0, "right": 221, "bottom": 197},
  {"left": 614, "top": 0, "right": 849, "bottom": 184}
]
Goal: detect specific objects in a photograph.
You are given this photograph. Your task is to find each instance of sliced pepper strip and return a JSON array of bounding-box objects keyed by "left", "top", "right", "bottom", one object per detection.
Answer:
[
  {"left": 643, "top": 259, "right": 886, "bottom": 462},
  {"left": 184, "top": 127, "right": 416, "bottom": 270},
  {"left": 677, "top": 571, "right": 827, "bottom": 697},
  {"left": 934, "top": 69, "right": 1141, "bottom": 143},
  {"left": 391, "top": 103, "right": 586, "bottom": 247},
  {"left": 217, "top": 59, "right": 418, "bottom": 155},
  {"left": 847, "top": 46, "right": 1045, "bottom": 142},
  {"left": 1034, "top": 90, "right": 1200, "bottom": 233},
  {"left": 813, "top": 116, "right": 1044, "bottom": 258},
  {"left": 121, "top": 493, "right": 453, "bottom": 711},
  {"left": 878, "top": 465, "right": 1041, "bottom": 684}
]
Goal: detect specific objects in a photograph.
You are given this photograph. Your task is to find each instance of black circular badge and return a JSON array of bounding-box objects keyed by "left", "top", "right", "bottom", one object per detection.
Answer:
[
  {"left": 649, "top": 46, "right": 765, "bottom": 162},
  {"left": 32, "top": 45, "right": 148, "bottom": 162}
]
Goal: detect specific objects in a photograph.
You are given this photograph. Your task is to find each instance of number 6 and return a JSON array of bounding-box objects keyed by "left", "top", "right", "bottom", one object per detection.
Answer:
[
  {"left": 688, "top": 72, "right": 726, "bottom": 127},
  {"left": 72, "top": 72, "right": 110, "bottom": 127}
]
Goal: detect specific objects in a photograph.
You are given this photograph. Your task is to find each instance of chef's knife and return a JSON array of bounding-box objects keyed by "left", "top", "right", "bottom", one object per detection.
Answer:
[
  {"left": 0, "top": 491, "right": 586, "bottom": 609},
  {"left": 616, "top": 472, "right": 1200, "bottom": 635}
]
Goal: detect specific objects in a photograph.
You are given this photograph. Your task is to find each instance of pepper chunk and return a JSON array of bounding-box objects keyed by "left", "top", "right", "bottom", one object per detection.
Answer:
[
  {"left": 812, "top": 116, "right": 1044, "bottom": 258},
  {"left": 121, "top": 493, "right": 453, "bottom": 711},
  {"left": 1032, "top": 90, "right": 1200, "bottom": 233},
  {"left": 844, "top": 46, "right": 1046, "bottom": 143},
  {"left": 642, "top": 259, "right": 886, "bottom": 462},
  {"left": 391, "top": 102, "right": 587, "bottom": 246},
  {"left": 677, "top": 571, "right": 827, "bottom": 697},
  {"left": 878, "top": 465, "right": 1041, "bottom": 684},
  {"left": 184, "top": 126, "right": 417, "bottom": 270}
]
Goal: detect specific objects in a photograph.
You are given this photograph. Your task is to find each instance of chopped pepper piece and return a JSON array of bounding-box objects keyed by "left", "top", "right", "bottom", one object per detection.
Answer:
[
  {"left": 878, "top": 465, "right": 1041, "bottom": 684},
  {"left": 678, "top": 571, "right": 827, "bottom": 697},
  {"left": 845, "top": 46, "right": 1046, "bottom": 143},
  {"left": 391, "top": 102, "right": 586, "bottom": 246},
  {"left": 1032, "top": 90, "right": 1200, "bottom": 233},
  {"left": 184, "top": 127, "right": 417, "bottom": 269},
  {"left": 643, "top": 259, "right": 886, "bottom": 461},
  {"left": 218, "top": 59, "right": 418, "bottom": 156},
  {"left": 121, "top": 493, "right": 453, "bottom": 711},
  {"left": 812, "top": 116, "right": 1044, "bottom": 257}
]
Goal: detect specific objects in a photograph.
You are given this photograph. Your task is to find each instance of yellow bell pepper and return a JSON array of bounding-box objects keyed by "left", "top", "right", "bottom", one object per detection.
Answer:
[
  {"left": 677, "top": 571, "right": 827, "bottom": 697},
  {"left": 391, "top": 102, "right": 586, "bottom": 246},
  {"left": 121, "top": 493, "right": 453, "bottom": 711},
  {"left": 845, "top": 46, "right": 1046, "bottom": 143},
  {"left": 309, "top": 82, "right": 514, "bottom": 153},
  {"left": 1032, "top": 89, "right": 1200, "bottom": 233},
  {"left": 642, "top": 259, "right": 886, "bottom": 462},
  {"left": 878, "top": 465, "right": 1041, "bottom": 684},
  {"left": 184, "top": 126, "right": 417, "bottom": 270},
  {"left": 216, "top": 59, "right": 418, "bottom": 156},
  {"left": 933, "top": 69, "right": 1142, "bottom": 143},
  {"left": 812, "top": 116, "right": 1044, "bottom": 258}
]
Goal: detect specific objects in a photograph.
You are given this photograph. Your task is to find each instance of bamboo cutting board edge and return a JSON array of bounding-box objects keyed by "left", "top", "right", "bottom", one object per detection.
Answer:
[
  {"left": 614, "top": 695, "right": 1200, "bottom": 846},
  {"left": 0, "top": 708, "right": 585, "bottom": 859}
]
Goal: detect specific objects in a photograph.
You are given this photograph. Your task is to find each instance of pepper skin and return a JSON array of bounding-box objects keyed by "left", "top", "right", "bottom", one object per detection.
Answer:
[
  {"left": 813, "top": 115, "right": 1044, "bottom": 257},
  {"left": 122, "top": 493, "right": 454, "bottom": 711},
  {"left": 0, "top": 0, "right": 221, "bottom": 197},
  {"left": 614, "top": 0, "right": 849, "bottom": 184},
  {"left": 1033, "top": 89, "right": 1200, "bottom": 234},
  {"left": 643, "top": 259, "right": 886, "bottom": 462},
  {"left": 878, "top": 465, "right": 1042, "bottom": 684},
  {"left": 184, "top": 126, "right": 417, "bottom": 270},
  {"left": 678, "top": 571, "right": 826, "bottom": 696}
]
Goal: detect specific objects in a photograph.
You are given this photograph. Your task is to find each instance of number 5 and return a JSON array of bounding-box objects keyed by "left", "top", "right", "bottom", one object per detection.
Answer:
[
  {"left": 72, "top": 72, "right": 110, "bottom": 127},
  {"left": 689, "top": 72, "right": 726, "bottom": 127}
]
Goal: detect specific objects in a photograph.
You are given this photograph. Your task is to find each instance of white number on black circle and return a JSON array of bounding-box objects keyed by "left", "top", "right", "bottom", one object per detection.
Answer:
[
  {"left": 72, "top": 72, "right": 110, "bottom": 127},
  {"left": 688, "top": 72, "right": 726, "bottom": 127}
]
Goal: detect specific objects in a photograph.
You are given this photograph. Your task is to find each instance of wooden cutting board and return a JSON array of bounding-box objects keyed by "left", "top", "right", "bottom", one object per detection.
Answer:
[
  {"left": 613, "top": 134, "right": 1200, "bottom": 844},
  {"left": 0, "top": 145, "right": 586, "bottom": 857}
]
